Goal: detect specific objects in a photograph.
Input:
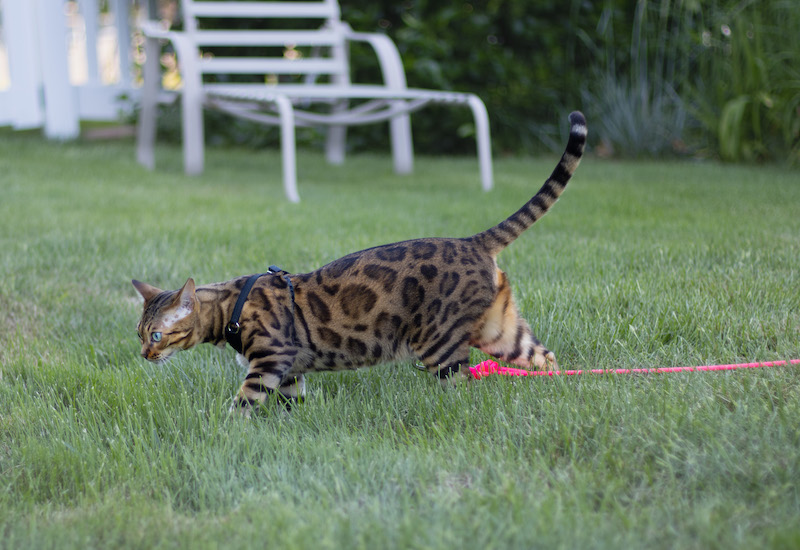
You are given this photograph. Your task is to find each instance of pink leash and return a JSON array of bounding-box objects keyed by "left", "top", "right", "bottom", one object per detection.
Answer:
[{"left": 469, "top": 359, "right": 800, "bottom": 379}]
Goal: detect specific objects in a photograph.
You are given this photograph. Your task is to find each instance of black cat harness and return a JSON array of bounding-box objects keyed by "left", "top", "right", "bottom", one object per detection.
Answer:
[{"left": 225, "top": 266, "right": 295, "bottom": 353}]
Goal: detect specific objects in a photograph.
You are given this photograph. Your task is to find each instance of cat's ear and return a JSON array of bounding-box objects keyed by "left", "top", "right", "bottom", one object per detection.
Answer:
[
  {"left": 132, "top": 279, "right": 163, "bottom": 302},
  {"left": 175, "top": 278, "right": 197, "bottom": 311}
]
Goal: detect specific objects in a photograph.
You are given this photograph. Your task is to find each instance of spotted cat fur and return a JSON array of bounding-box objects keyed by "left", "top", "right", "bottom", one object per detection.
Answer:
[{"left": 133, "top": 111, "right": 587, "bottom": 413}]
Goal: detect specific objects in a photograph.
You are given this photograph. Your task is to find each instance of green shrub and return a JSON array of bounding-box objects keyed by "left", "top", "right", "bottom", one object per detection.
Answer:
[
  {"left": 145, "top": 0, "right": 800, "bottom": 162},
  {"left": 688, "top": 0, "right": 800, "bottom": 163},
  {"left": 578, "top": 0, "right": 696, "bottom": 157}
]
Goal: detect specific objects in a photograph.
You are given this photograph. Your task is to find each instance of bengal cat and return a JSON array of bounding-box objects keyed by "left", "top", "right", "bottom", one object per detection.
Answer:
[{"left": 133, "top": 111, "right": 587, "bottom": 414}]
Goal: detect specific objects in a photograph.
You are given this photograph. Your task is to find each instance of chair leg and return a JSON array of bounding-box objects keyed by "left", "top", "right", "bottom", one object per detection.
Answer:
[
  {"left": 274, "top": 95, "right": 300, "bottom": 203},
  {"left": 136, "top": 37, "right": 160, "bottom": 170},
  {"left": 468, "top": 95, "right": 493, "bottom": 191},
  {"left": 389, "top": 101, "right": 413, "bottom": 174},
  {"left": 325, "top": 126, "right": 347, "bottom": 165},
  {"left": 182, "top": 86, "right": 205, "bottom": 175},
  {"left": 325, "top": 100, "right": 347, "bottom": 165}
]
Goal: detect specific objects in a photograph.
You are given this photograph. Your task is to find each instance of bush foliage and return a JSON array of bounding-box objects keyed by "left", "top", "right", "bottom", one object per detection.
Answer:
[{"left": 152, "top": 0, "right": 799, "bottom": 162}]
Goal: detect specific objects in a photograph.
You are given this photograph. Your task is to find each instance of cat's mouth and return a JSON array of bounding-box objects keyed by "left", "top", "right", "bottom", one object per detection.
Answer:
[{"left": 143, "top": 349, "right": 177, "bottom": 364}]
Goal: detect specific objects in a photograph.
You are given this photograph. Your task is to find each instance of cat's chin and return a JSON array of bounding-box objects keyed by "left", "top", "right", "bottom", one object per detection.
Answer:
[{"left": 147, "top": 351, "right": 178, "bottom": 365}]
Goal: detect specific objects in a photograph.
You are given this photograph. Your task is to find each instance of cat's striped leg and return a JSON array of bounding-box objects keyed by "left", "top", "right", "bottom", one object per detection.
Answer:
[
  {"left": 232, "top": 371, "right": 299, "bottom": 416},
  {"left": 278, "top": 374, "right": 305, "bottom": 410},
  {"left": 417, "top": 343, "right": 473, "bottom": 389},
  {"left": 475, "top": 315, "right": 557, "bottom": 370},
  {"left": 231, "top": 347, "right": 298, "bottom": 415},
  {"left": 472, "top": 269, "right": 558, "bottom": 370},
  {"left": 232, "top": 371, "right": 280, "bottom": 417}
]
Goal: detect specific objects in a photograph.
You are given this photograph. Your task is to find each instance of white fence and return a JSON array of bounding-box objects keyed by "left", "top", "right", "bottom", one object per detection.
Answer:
[{"left": 0, "top": 0, "right": 145, "bottom": 139}]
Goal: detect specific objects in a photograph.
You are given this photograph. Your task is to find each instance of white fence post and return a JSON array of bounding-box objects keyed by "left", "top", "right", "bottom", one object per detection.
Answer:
[
  {"left": 38, "top": 0, "right": 80, "bottom": 139},
  {"left": 1, "top": 0, "right": 43, "bottom": 129},
  {"left": 0, "top": 0, "right": 139, "bottom": 136},
  {"left": 111, "top": 0, "right": 134, "bottom": 90},
  {"left": 78, "top": 0, "right": 101, "bottom": 86}
]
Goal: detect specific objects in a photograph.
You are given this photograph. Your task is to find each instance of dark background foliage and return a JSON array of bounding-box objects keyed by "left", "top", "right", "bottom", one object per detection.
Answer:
[{"left": 151, "top": 0, "right": 800, "bottom": 163}]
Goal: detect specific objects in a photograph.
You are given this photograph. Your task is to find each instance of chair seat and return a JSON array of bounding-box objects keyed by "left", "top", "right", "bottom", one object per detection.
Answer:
[
  {"left": 204, "top": 84, "right": 487, "bottom": 129},
  {"left": 204, "top": 83, "right": 478, "bottom": 104}
]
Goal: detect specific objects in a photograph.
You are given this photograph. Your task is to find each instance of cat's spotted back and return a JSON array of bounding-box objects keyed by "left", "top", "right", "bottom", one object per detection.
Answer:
[{"left": 133, "top": 112, "right": 587, "bottom": 413}]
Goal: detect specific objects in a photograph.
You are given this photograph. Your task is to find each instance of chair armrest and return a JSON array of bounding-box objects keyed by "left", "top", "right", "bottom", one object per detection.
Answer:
[
  {"left": 139, "top": 19, "right": 174, "bottom": 40},
  {"left": 340, "top": 23, "right": 408, "bottom": 90},
  {"left": 139, "top": 21, "right": 202, "bottom": 94}
]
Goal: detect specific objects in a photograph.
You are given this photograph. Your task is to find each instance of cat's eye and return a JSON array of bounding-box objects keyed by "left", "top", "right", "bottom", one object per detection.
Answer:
[
  {"left": 151, "top": 332, "right": 162, "bottom": 343},
  {"left": 137, "top": 332, "right": 143, "bottom": 343}
]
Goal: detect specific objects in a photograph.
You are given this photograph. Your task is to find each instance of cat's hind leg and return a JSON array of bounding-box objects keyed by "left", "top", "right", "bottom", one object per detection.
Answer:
[
  {"left": 476, "top": 317, "right": 557, "bottom": 370},
  {"left": 471, "top": 269, "right": 558, "bottom": 370}
]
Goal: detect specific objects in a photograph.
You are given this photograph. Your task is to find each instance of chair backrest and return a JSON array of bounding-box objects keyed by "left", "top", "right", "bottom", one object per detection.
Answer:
[{"left": 179, "top": 0, "right": 350, "bottom": 85}]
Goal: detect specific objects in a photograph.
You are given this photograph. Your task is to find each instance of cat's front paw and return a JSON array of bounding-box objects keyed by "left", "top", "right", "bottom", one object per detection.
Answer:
[
  {"left": 229, "top": 397, "right": 254, "bottom": 418},
  {"left": 435, "top": 365, "right": 473, "bottom": 390}
]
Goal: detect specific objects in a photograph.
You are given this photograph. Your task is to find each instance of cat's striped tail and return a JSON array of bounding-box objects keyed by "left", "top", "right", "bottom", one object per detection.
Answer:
[{"left": 476, "top": 111, "right": 587, "bottom": 255}]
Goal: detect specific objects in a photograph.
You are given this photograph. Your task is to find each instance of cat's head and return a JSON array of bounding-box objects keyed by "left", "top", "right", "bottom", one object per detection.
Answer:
[{"left": 132, "top": 278, "right": 199, "bottom": 363}]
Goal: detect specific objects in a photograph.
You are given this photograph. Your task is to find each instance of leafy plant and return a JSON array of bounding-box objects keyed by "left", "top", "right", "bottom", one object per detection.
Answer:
[
  {"left": 689, "top": 0, "right": 800, "bottom": 162},
  {"left": 579, "top": 0, "right": 697, "bottom": 158},
  {"left": 342, "top": 0, "right": 599, "bottom": 155},
  {"left": 140, "top": 0, "right": 800, "bottom": 162}
]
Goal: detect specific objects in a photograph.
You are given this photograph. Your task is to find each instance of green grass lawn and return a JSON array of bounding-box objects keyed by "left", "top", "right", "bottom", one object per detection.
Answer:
[{"left": 1, "top": 131, "right": 799, "bottom": 549}]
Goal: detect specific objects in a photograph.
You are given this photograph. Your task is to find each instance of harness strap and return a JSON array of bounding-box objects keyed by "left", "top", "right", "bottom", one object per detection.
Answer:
[
  {"left": 225, "top": 266, "right": 296, "bottom": 354},
  {"left": 225, "top": 273, "right": 267, "bottom": 354},
  {"left": 269, "top": 265, "right": 298, "bottom": 346}
]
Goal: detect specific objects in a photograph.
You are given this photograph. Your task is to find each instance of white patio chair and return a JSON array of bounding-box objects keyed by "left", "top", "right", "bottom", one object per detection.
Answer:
[{"left": 136, "top": 0, "right": 493, "bottom": 202}]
